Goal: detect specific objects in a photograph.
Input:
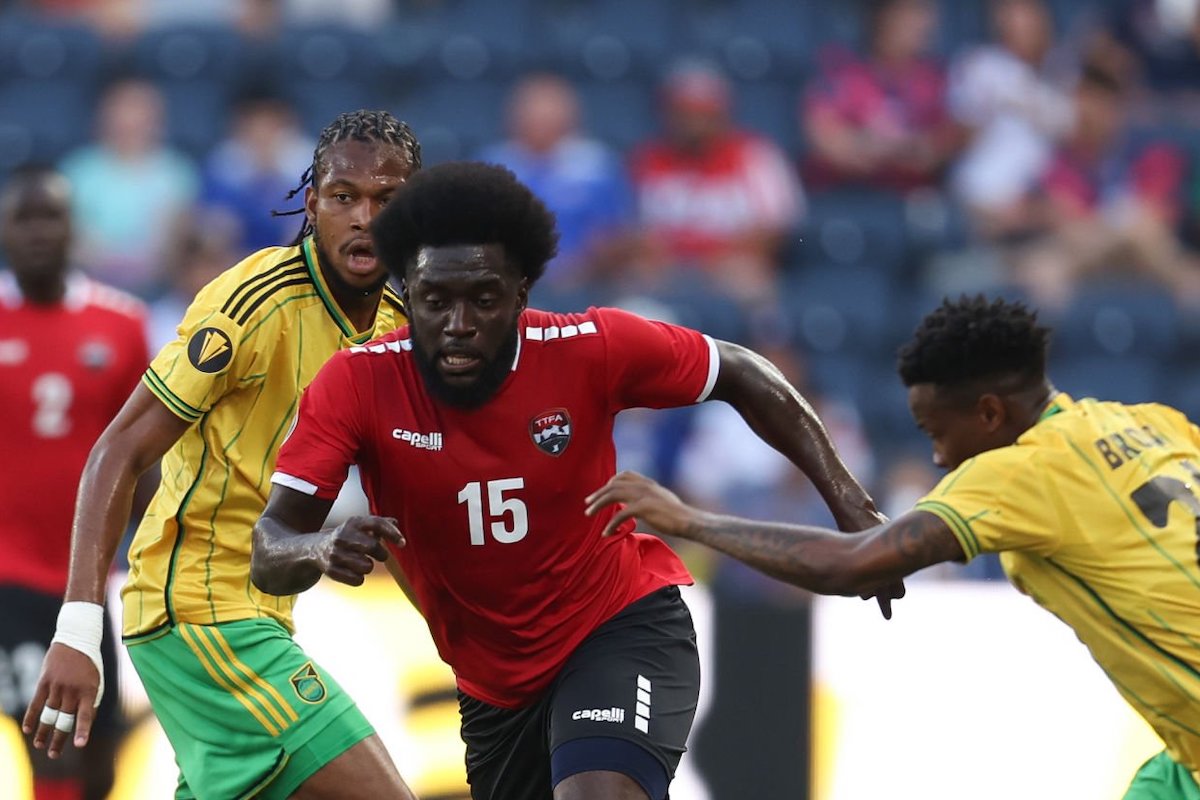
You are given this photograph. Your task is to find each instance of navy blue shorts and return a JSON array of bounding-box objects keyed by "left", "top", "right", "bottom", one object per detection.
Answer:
[{"left": 457, "top": 585, "right": 700, "bottom": 800}]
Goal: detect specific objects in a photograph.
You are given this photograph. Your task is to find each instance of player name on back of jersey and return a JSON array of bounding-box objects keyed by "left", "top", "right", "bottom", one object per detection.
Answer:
[{"left": 392, "top": 427, "right": 443, "bottom": 451}]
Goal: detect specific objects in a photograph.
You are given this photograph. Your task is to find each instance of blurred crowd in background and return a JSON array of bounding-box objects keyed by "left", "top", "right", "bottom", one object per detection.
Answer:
[
  {"left": 4, "top": 0, "right": 1200, "bottom": 588},
  {"left": 5, "top": 1, "right": 1199, "bottom": 795}
]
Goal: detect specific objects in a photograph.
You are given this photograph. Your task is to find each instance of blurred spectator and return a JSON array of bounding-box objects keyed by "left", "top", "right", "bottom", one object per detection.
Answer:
[
  {"left": 148, "top": 207, "right": 243, "bottom": 351},
  {"left": 803, "top": 0, "right": 960, "bottom": 192},
  {"left": 480, "top": 74, "right": 634, "bottom": 287},
  {"left": 631, "top": 60, "right": 803, "bottom": 304},
  {"left": 1091, "top": 0, "right": 1200, "bottom": 105},
  {"left": 201, "top": 92, "right": 313, "bottom": 255},
  {"left": 60, "top": 79, "right": 199, "bottom": 299},
  {"left": 948, "top": 0, "right": 1076, "bottom": 236},
  {"left": 1012, "top": 66, "right": 1200, "bottom": 307}
]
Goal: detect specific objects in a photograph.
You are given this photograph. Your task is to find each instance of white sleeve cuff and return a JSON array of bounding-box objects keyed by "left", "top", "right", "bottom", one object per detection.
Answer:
[
  {"left": 270, "top": 472, "right": 320, "bottom": 495},
  {"left": 695, "top": 335, "right": 720, "bottom": 403}
]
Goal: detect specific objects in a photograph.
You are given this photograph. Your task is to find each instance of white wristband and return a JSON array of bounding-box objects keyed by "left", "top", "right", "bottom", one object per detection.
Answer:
[{"left": 50, "top": 602, "right": 105, "bottom": 708}]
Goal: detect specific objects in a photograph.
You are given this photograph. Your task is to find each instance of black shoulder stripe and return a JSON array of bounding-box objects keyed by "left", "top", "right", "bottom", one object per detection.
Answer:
[
  {"left": 236, "top": 277, "right": 315, "bottom": 324},
  {"left": 219, "top": 254, "right": 304, "bottom": 315},
  {"left": 382, "top": 292, "right": 406, "bottom": 316},
  {"left": 227, "top": 266, "right": 310, "bottom": 322}
]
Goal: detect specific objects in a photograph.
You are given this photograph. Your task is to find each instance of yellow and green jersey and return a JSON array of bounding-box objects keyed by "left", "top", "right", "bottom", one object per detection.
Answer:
[
  {"left": 917, "top": 392, "right": 1200, "bottom": 780},
  {"left": 123, "top": 237, "right": 405, "bottom": 641}
]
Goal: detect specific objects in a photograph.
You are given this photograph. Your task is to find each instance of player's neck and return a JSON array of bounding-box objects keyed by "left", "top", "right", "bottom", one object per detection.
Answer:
[
  {"left": 331, "top": 286, "right": 381, "bottom": 334},
  {"left": 15, "top": 271, "right": 67, "bottom": 305}
]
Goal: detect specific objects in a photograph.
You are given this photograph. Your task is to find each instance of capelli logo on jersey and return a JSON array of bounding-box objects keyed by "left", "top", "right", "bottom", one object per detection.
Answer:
[
  {"left": 572, "top": 707, "right": 626, "bottom": 724},
  {"left": 392, "top": 428, "right": 443, "bottom": 451}
]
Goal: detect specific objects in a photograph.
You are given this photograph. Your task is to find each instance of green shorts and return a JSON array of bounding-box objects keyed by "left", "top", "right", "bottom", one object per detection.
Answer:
[
  {"left": 127, "top": 618, "right": 374, "bottom": 800},
  {"left": 1124, "top": 751, "right": 1200, "bottom": 800}
]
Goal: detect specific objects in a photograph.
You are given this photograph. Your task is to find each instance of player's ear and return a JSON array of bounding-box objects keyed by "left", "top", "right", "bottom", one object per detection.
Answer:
[
  {"left": 977, "top": 393, "right": 1007, "bottom": 432},
  {"left": 304, "top": 185, "right": 317, "bottom": 228},
  {"left": 516, "top": 278, "right": 529, "bottom": 312}
]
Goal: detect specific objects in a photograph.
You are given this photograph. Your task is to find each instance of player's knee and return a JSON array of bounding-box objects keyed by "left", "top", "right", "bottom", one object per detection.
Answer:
[{"left": 553, "top": 769, "right": 650, "bottom": 800}]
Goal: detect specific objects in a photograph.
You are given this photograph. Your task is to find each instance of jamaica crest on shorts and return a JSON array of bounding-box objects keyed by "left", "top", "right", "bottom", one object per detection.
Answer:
[{"left": 530, "top": 408, "right": 572, "bottom": 456}]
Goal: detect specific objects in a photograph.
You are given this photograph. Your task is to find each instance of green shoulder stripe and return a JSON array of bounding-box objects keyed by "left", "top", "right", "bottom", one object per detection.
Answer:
[
  {"left": 143, "top": 370, "right": 202, "bottom": 421},
  {"left": 914, "top": 500, "right": 981, "bottom": 559}
]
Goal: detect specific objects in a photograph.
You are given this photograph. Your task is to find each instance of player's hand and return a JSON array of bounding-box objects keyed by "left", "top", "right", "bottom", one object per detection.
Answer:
[
  {"left": 847, "top": 509, "right": 906, "bottom": 620},
  {"left": 585, "top": 471, "right": 699, "bottom": 539},
  {"left": 22, "top": 643, "right": 100, "bottom": 758},
  {"left": 316, "top": 515, "right": 405, "bottom": 587},
  {"left": 863, "top": 579, "right": 906, "bottom": 621}
]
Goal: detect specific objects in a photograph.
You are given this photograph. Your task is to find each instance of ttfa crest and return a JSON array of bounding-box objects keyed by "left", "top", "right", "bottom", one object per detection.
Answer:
[{"left": 530, "top": 408, "right": 572, "bottom": 456}]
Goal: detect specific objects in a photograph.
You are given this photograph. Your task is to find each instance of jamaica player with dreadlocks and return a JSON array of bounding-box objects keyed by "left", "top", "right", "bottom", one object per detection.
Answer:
[{"left": 24, "top": 111, "right": 421, "bottom": 800}]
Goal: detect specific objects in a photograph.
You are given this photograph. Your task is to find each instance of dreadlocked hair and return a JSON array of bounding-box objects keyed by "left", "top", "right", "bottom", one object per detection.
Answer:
[
  {"left": 274, "top": 109, "right": 422, "bottom": 245},
  {"left": 897, "top": 295, "right": 1051, "bottom": 391}
]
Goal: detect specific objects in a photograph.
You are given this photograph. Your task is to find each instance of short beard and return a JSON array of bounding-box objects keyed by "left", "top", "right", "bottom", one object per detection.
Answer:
[
  {"left": 314, "top": 236, "right": 390, "bottom": 297},
  {"left": 411, "top": 327, "right": 519, "bottom": 409}
]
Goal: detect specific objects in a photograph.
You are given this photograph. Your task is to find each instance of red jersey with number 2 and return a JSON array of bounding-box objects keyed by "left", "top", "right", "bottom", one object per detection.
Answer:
[
  {"left": 273, "top": 307, "right": 714, "bottom": 708},
  {"left": 0, "top": 275, "right": 148, "bottom": 594}
]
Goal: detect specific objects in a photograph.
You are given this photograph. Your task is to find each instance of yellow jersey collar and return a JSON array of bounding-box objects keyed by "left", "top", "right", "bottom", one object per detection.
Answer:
[
  {"left": 1038, "top": 391, "right": 1074, "bottom": 423},
  {"left": 301, "top": 237, "right": 377, "bottom": 344}
]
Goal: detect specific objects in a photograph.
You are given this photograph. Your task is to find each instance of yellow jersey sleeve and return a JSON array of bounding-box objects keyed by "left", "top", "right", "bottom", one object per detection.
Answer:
[
  {"left": 915, "top": 447, "right": 1063, "bottom": 562},
  {"left": 142, "top": 285, "right": 260, "bottom": 423}
]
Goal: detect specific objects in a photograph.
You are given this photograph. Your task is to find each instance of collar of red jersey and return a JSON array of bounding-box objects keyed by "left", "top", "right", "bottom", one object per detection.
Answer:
[{"left": 0, "top": 272, "right": 88, "bottom": 311}]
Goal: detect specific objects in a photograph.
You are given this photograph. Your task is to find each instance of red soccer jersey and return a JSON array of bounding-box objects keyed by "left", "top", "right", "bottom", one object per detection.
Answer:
[
  {"left": 273, "top": 307, "right": 715, "bottom": 707},
  {"left": 0, "top": 274, "right": 148, "bottom": 594}
]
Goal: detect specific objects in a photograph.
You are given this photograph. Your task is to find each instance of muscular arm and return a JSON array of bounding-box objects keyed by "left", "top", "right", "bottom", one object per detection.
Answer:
[
  {"left": 65, "top": 384, "right": 191, "bottom": 603},
  {"left": 587, "top": 472, "right": 964, "bottom": 596},
  {"left": 679, "top": 509, "right": 963, "bottom": 596},
  {"left": 252, "top": 485, "right": 402, "bottom": 596},
  {"left": 708, "top": 340, "right": 879, "bottom": 530}
]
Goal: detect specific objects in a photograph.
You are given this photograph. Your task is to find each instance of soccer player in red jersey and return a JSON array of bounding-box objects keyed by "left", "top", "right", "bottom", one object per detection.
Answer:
[
  {"left": 252, "top": 162, "right": 892, "bottom": 800},
  {"left": 0, "top": 166, "right": 148, "bottom": 800}
]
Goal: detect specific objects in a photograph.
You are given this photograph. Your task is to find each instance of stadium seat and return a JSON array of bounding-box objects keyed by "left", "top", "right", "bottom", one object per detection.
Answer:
[
  {"left": 390, "top": 78, "right": 509, "bottom": 163},
  {"left": 780, "top": 264, "right": 893, "bottom": 357},
  {"left": 1164, "top": 368, "right": 1200, "bottom": 421},
  {"left": 129, "top": 26, "right": 250, "bottom": 155},
  {"left": 0, "top": 79, "right": 93, "bottom": 163},
  {"left": 733, "top": 80, "right": 802, "bottom": 152},
  {"left": 677, "top": 0, "right": 818, "bottom": 77},
  {"left": 1047, "top": 281, "right": 1179, "bottom": 361},
  {"left": 528, "top": 0, "right": 682, "bottom": 76},
  {"left": 799, "top": 188, "right": 912, "bottom": 274},
  {"left": 0, "top": 13, "right": 105, "bottom": 81},
  {"left": 1050, "top": 355, "right": 1163, "bottom": 406},
  {"left": 577, "top": 79, "right": 657, "bottom": 152}
]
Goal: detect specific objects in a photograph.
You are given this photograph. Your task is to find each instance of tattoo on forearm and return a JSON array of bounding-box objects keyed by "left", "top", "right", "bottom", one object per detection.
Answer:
[
  {"left": 879, "top": 513, "right": 959, "bottom": 568},
  {"left": 682, "top": 510, "right": 962, "bottom": 595}
]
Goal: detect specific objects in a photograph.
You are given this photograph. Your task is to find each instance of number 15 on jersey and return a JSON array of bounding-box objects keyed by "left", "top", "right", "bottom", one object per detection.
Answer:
[{"left": 458, "top": 478, "right": 528, "bottom": 545}]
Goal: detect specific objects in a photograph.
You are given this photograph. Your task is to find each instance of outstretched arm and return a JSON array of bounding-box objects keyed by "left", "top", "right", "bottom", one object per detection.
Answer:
[
  {"left": 709, "top": 340, "right": 880, "bottom": 532},
  {"left": 25, "top": 384, "right": 190, "bottom": 756},
  {"left": 587, "top": 472, "right": 965, "bottom": 596},
  {"left": 252, "top": 485, "right": 404, "bottom": 597}
]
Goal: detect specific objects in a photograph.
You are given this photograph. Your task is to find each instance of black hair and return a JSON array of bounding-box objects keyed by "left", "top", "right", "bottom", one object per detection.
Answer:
[
  {"left": 0, "top": 163, "right": 69, "bottom": 212},
  {"left": 371, "top": 161, "right": 559, "bottom": 287},
  {"left": 275, "top": 109, "right": 421, "bottom": 244},
  {"left": 897, "top": 295, "right": 1051, "bottom": 391}
]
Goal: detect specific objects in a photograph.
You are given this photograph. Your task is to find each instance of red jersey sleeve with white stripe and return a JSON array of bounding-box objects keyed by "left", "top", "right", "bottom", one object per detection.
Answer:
[
  {"left": 595, "top": 306, "right": 719, "bottom": 411},
  {"left": 271, "top": 349, "right": 364, "bottom": 500}
]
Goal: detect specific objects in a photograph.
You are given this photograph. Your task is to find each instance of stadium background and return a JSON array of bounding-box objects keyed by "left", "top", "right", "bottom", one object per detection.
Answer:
[{"left": 0, "top": 0, "right": 1195, "bottom": 797}]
